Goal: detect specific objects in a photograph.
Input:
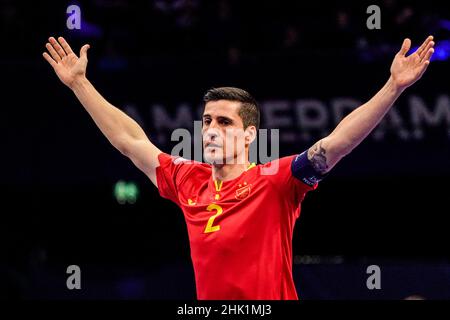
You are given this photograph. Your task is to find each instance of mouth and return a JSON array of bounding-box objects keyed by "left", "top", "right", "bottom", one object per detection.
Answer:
[{"left": 205, "top": 143, "right": 221, "bottom": 148}]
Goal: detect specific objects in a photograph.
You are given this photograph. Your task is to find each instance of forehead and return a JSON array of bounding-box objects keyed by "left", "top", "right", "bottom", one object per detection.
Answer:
[{"left": 203, "top": 100, "right": 241, "bottom": 118}]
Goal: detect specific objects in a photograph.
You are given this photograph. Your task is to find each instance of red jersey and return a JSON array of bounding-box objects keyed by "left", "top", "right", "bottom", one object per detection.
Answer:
[{"left": 156, "top": 152, "right": 317, "bottom": 300}]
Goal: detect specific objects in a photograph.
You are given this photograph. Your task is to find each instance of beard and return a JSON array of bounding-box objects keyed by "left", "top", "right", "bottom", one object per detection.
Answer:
[
  {"left": 204, "top": 148, "right": 225, "bottom": 165},
  {"left": 204, "top": 148, "right": 246, "bottom": 166}
]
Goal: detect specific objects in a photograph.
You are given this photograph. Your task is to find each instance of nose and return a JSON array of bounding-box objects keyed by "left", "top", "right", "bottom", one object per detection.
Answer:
[
  {"left": 203, "top": 120, "right": 222, "bottom": 142},
  {"left": 204, "top": 128, "right": 219, "bottom": 141}
]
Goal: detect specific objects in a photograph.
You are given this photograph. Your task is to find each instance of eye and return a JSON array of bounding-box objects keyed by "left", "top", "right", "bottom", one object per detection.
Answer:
[
  {"left": 203, "top": 119, "right": 211, "bottom": 125},
  {"left": 219, "top": 119, "right": 231, "bottom": 125}
]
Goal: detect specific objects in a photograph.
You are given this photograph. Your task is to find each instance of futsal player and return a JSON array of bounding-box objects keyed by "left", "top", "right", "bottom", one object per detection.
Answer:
[{"left": 43, "top": 36, "right": 434, "bottom": 299}]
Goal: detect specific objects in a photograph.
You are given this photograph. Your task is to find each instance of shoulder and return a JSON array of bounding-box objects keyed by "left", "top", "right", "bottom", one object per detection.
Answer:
[
  {"left": 158, "top": 153, "right": 207, "bottom": 167},
  {"left": 258, "top": 155, "right": 296, "bottom": 177},
  {"left": 257, "top": 155, "right": 319, "bottom": 203},
  {"left": 157, "top": 153, "right": 211, "bottom": 180}
]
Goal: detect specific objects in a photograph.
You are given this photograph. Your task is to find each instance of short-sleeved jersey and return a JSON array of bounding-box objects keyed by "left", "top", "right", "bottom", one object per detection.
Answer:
[{"left": 156, "top": 153, "right": 317, "bottom": 300}]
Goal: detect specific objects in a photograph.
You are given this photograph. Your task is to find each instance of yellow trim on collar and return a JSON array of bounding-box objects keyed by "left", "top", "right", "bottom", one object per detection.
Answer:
[{"left": 214, "top": 180, "right": 223, "bottom": 192}]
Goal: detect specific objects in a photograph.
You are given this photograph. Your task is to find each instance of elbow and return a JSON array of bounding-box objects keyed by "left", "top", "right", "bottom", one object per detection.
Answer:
[
  {"left": 111, "top": 134, "right": 132, "bottom": 156},
  {"left": 309, "top": 135, "right": 354, "bottom": 174},
  {"left": 323, "top": 135, "right": 353, "bottom": 159}
]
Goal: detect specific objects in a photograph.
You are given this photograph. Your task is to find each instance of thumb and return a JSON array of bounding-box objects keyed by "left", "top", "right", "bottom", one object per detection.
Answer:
[
  {"left": 80, "top": 44, "right": 90, "bottom": 59},
  {"left": 398, "top": 38, "right": 411, "bottom": 56}
]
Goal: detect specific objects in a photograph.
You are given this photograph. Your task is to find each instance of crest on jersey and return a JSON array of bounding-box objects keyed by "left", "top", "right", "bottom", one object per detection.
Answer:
[{"left": 235, "top": 183, "right": 252, "bottom": 200}]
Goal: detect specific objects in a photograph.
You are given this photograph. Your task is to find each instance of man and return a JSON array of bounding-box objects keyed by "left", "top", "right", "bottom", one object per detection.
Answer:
[{"left": 43, "top": 35, "right": 434, "bottom": 299}]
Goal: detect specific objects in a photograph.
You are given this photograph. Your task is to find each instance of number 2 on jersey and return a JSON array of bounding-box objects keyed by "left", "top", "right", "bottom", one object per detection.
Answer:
[{"left": 204, "top": 203, "right": 223, "bottom": 233}]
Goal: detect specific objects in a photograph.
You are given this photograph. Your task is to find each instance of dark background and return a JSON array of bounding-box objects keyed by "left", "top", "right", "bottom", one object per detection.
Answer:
[{"left": 1, "top": 0, "right": 449, "bottom": 299}]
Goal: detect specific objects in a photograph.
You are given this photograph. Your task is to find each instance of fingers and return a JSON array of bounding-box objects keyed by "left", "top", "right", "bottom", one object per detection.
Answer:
[
  {"left": 45, "top": 42, "right": 61, "bottom": 62},
  {"left": 418, "top": 59, "right": 430, "bottom": 76},
  {"left": 79, "top": 44, "right": 90, "bottom": 59},
  {"left": 42, "top": 52, "right": 57, "bottom": 68},
  {"left": 398, "top": 38, "right": 411, "bottom": 56},
  {"left": 419, "top": 40, "right": 435, "bottom": 61},
  {"left": 416, "top": 35, "right": 433, "bottom": 57},
  {"left": 418, "top": 48, "right": 434, "bottom": 77},
  {"left": 49, "top": 36, "right": 67, "bottom": 59},
  {"left": 422, "top": 47, "right": 434, "bottom": 63},
  {"left": 58, "top": 36, "right": 74, "bottom": 55}
]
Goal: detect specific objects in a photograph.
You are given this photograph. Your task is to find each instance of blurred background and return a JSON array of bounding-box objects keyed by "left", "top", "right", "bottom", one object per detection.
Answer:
[{"left": 1, "top": 0, "right": 449, "bottom": 299}]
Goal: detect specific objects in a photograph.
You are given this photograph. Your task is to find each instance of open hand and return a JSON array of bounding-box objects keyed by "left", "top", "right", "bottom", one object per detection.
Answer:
[
  {"left": 43, "top": 37, "right": 90, "bottom": 89},
  {"left": 390, "top": 36, "right": 435, "bottom": 90}
]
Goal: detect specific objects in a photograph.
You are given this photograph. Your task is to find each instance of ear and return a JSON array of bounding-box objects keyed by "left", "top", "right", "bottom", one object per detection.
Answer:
[{"left": 244, "top": 125, "right": 257, "bottom": 145}]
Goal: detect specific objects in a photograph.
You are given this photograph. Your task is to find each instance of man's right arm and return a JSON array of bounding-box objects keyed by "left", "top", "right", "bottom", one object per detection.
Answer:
[
  {"left": 43, "top": 36, "right": 162, "bottom": 186},
  {"left": 71, "top": 78, "right": 162, "bottom": 186}
]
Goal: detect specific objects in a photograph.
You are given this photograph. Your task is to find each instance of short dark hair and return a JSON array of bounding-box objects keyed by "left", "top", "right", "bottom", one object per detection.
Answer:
[{"left": 203, "top": 87, "right": 260, "bottom": 130}]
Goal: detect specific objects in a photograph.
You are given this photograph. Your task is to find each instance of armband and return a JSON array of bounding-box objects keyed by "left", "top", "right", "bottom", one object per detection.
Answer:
[{"left": 291, "top": 150, "right": 328, "bottom": 187}]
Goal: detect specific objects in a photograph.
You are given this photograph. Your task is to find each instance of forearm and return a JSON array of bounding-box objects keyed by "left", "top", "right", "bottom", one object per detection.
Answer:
[
  {"left": 329, "top": 76, "right": 404, "bottom": 155},
  {"left": 71, "top": 77, "right": 148, "bottom": 151},
  {"left": 307, "top": 36, "right": 434, "bottom": 174}
]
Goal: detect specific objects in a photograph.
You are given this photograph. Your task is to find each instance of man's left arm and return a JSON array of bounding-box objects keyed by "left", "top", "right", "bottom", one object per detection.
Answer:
[{"left": 306, "top": 36, "right": 435, "bottom": 175}]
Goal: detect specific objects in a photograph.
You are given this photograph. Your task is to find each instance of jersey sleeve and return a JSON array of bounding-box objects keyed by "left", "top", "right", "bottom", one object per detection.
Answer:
[
  {"left": 155, "top": 152, "right": 193, "bottom": 206},
  {"left": 262, "top": 153, "right": 320, "bottom": 205}
]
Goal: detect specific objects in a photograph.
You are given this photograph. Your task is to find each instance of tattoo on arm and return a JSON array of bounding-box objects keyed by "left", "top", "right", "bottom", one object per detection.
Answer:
[{"left": 307, "top": 140, "right": 329, "bottom": 174}]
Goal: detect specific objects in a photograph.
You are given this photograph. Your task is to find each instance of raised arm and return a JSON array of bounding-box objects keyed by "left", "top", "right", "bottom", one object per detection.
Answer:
[
  {"left": 43, "top": 36, "right": 162, "bottom": 186},
  {"left": 307, "top": 36, "right": 435, "bottom": 175}
]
